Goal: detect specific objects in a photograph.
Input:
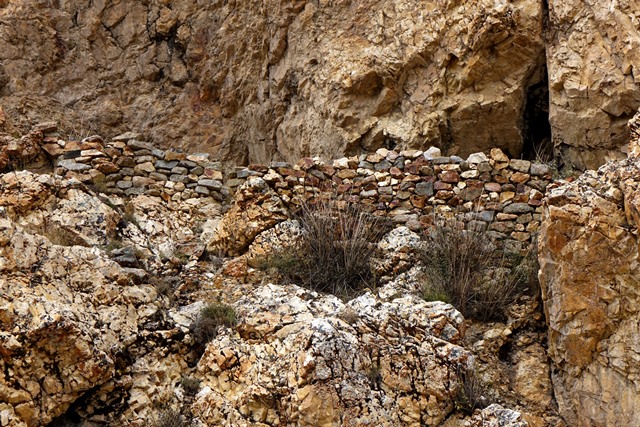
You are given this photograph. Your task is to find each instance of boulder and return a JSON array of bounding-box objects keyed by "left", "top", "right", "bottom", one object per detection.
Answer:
[{"left": 207, "top": 177, "right": 289, "bottom": 256}]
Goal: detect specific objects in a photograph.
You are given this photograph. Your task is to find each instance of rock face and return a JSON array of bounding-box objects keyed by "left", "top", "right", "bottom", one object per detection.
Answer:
[
  {"left": 0, "top": 170, "right": 222, "bottom": 426},
  {"left": 547, "top": 0, "right": 640, "bottom": 169},
  {"left": 0, "top": 0, "right": 545, "bottom": 164},
  {"left": 193, "top": 283, "right": 473, "bottom": 426},
  {"left": 0, "top": 200, "right": 152, "bottom": 425},
  {"left": 538, "top": 115, "right": 640, "bottom": 426}
]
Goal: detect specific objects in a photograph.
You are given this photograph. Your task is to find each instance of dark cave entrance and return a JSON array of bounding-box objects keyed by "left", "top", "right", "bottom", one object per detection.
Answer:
[{"left": 521, "top": 66, "right": 553, "bottom": 162}]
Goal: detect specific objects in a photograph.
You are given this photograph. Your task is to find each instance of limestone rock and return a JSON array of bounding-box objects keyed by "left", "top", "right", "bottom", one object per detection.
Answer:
[
  {"left": 0, "top": 218, "right": 158, "bottom": 425},
  {"left": 0, "top": 131, "right": 43, "bottom": 172},
  {"left": 193, "top": 283, "right": 472, "bottom": 426},
  {"left": 547, "top": 0, "right": 640, "bottom": 169},
  {"left": 207, "top": 177, "right": 289, "bottom": 256},
  {"left": 465, "top": 404, "right": 528, "bottom": 427},
  {"left": 0, "top": 0, "right": 544, "bottom": 165},
  {"left": 539, "top": 150, "right": 640, "bottom": 425}
]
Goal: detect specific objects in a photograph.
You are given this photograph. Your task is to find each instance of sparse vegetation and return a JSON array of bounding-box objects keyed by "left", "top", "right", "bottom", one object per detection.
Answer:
[
  {"left": 152, "top": 408, "right": 188, "bottom": 427},
  {"left": 453, "top": 364, "right": 491, "bottom": 415},
  {"left": 190, "top": 303, "right": 238, "bottom": 345},
  {"left": 260, "top": 200, "right": 391, "bottom": 300},
  {"left": 419, "top": 222, "right": 536, "bottom": 321},
  {"left": 153, "top": 276, "right": 177, "bottom": 300},
  {"left": 179, "top": 376, "right": 200, "bottom": 396}
]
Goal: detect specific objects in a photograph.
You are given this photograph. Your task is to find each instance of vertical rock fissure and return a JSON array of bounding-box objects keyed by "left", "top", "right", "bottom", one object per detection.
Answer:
[
  {"left": 521, "top": 61, "right": 552, "bottom": 162},
  {"left": 521, "top": 0, "right": 552, "bottom": 162}
]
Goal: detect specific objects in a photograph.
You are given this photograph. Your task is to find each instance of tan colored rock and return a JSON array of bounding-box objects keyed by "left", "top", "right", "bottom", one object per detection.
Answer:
[
  {"left": 0, "top": 131, "right": 43, "bottom": 172},
  {"left": 539, "top": 141, "right": 640, "bottom": 425},
  {"left": 547, "top": 0, "right": 640, "bottom": 170},
  {"left": 0, "top": 169, "right": 229, "bottom": 426},
  {"left": 0, "top": 0, "right": 544, "bottom": 165},
  {"left": 193, "top": 284, "right": 472, "bottom": 426},
  {"left": 0, "top": 220, "right": 156, "bottom": 425},
  {"left": 208, "top": 177, "right": 289, "bottom": 256}
]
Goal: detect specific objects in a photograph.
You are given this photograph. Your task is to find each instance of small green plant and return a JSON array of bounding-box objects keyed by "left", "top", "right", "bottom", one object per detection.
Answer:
[
  {"left": 419, "top": 222, "right": 534, "bottom": 321},
  {"left": 180, "top": 376, "right": 200, "bottom": 396},
  {"left": 261, "top": 200, "right": 391, "bottom": 300},
  {"left": 421, "top": 286, "right": 451, "bottom": 304},
  {"left": 190, "top": 303, "right": 238, "bottom": 345}
]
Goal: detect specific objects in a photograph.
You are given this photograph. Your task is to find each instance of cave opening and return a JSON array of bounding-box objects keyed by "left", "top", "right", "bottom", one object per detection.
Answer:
[{"left": 521, "top": 65, "right": 553, "bottom": 162}]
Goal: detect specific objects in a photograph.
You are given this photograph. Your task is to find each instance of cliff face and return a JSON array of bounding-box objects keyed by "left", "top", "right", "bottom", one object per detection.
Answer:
[
  {"left": 538, "top": 113, "right": 640, "bottom": 426},
  {"left": 546, "top": 0, "right": 640, "bottom": 169},
  {"left": 2, "top": 1, "right": 639, "bottom": 169},
  {"left": 0, "top": 0, "right": 546, "bottom": 165}
]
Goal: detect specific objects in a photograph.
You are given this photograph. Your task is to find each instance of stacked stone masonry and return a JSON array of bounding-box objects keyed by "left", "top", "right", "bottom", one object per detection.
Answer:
[
  {"left": 241, "top": 147, "right": 551, "bottom": 252},
  {"left": 45, "top": 130, "right": 229, "bottom": 203},
  {"left": 35, "top": 125, "right": 552, "bottom": 252}
]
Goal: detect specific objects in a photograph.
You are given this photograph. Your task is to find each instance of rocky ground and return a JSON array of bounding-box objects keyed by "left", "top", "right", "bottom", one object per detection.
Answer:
[{"left": 0, "top": 127, "right": 566, "bottom": 426}]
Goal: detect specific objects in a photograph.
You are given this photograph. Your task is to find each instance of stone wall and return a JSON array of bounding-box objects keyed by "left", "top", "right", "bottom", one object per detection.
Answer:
[
  {"left": 44, "top": 127, "right": 553, "bottom": 252},
  {"left": 236, "top": 148, "right": 551, "bottom": 252},
  {"left": 45, "top": 129, "right": 229, "bottom": 203}
]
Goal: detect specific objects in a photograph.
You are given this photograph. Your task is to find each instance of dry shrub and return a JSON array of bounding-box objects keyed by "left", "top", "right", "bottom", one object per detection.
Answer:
[
  {"left": 453, "top": 364, "right": 491, "bottom": 415},
  {"left": 419, "top": 222, "right": 536, "bottom": 321},
  {"left": 153, "top": 409, "right": 188, "bottom": 427},
  {"left": 263, "top": 200, "right": 391, "bottom": 300},
  {"left": 190, "top": 303, "right": 237, "bottom": 345},
  {"left": 179, "top": 376, "right": 201, "bottom": 396}
]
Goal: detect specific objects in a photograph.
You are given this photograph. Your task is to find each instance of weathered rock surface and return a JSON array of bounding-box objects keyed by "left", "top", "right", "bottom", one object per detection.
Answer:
[
  {"left": 0, "top": 215, "right": 155, "bottom": 425},
  {"left": 539, "top": 115, "right": 640, "bottom": 425},
  {"left": 207, "top": 177, "right": 289, "bottom": 257},
  {"left": 0, "top": 170, "right": 223, "bottom": 426},
  {"left": 547, "top": 0, "right": 640, "bottom": 169},
  {"left": 193, "top": 283, "right": 474, "bottom": 426},
  {"left": 0, "top": 0, "right": 545, "bottom": 164}
]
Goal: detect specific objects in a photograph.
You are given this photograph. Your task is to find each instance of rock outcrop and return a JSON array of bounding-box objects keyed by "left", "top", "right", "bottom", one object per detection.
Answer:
[
  {"left": 0, "top": 0, "right": 545, "bottom": 165},
  {"left": 538, "top": 112, "right": 640, "bottom": 426},
  {"left": 0, "top": 170, "right": 223, "bottom": 426},
  {"left": 546, "top": 0, "right": 640, "bottom": 169},
  {"left": 193, "top": 283, "right": 473, "bottom": 426}
]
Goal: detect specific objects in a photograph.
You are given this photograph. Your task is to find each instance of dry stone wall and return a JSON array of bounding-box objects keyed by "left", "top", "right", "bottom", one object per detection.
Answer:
[
  {"left": 36, "top": 124, "right": 554, "bottom": 253},
  {"left": 232, "top": 148, "right": 552, "bottom": 253},
  {"left": 45, "top": 130, "right": 229, "bottom": 203}
]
